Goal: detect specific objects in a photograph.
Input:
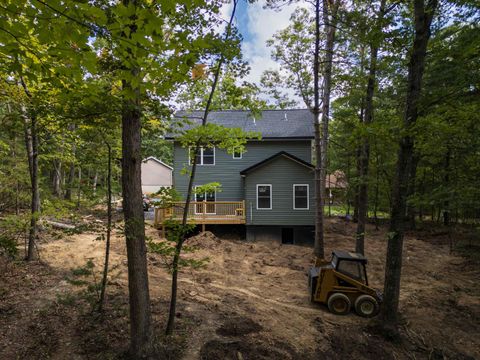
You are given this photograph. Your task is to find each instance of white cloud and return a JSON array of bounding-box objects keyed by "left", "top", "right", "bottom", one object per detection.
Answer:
[{"left": 242, "top": 1, "right": 309, "bottom": 104}]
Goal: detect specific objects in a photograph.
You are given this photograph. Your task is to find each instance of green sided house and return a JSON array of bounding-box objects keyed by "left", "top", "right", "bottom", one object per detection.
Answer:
[{"left": 159, "top": 109, "right": 316, "bottom": 244}]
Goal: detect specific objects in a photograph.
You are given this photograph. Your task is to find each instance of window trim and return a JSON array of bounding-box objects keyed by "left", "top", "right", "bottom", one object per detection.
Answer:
[
  {"left": 256, "top": 184, "right": 272, "bottom": 210},
  {"left": 189, "top": 147, "right": 215, "bottom": 166},
  {"left": 232, "top": 147, "right": 243, "bottom": 159},
  {"left": 293, "top": 184, "right": 309, "bottom": 210}
]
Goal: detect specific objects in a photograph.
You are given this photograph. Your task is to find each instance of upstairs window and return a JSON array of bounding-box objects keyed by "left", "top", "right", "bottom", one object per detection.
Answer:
[
  {"left": 233, "top": 147, "right": 243, "bottom": 159},
  {"left": 293, "top": 184, "right": 309, "bottom": 210},
  {"left": 190, "top": 147, "right": 215, "bottom": 166},
  {"left": 257, "top": 184, "right": 272, "bottom": 210}
]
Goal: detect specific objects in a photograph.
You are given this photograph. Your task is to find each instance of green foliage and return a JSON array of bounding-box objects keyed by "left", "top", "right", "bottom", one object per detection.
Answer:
[
  {"left": 176, "top": 68, "right": 268, "bottom": 114},
  {"left": 147, "top": 220, "right": 209, "bottom": 273},
  {"left": 67, "top": 259, "right": 102, "bottom": 308},
  {"left": 260, "top": 7, "right": 315, "bottom": 109},
  {"left": 179, "top": 123, "right": 261, "bottom": 155},
  {"left": 0, "top": 214, "right": 29, "bottom": 257},
  {"left": 151, "top": 187, "right": 182, "bottom": 208},
  {"left": 71, "top": 260, "right": 95, "bottom": 277},
  {"left": 55, "top": 292, "right": 77, "bottom": 307},
  {"left": 193, "top": 183, "right": 222, "bottom": 196}
]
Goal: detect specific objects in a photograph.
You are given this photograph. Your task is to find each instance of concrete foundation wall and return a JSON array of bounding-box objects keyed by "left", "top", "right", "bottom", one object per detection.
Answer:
[{"left": 246, "top": 225, "right": 314, "bottom": 245}]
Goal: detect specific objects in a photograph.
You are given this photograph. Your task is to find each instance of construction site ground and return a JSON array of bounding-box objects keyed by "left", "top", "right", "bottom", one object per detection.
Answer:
[{"left": 1, "top": 216, "right": 479, "bottom": 359}]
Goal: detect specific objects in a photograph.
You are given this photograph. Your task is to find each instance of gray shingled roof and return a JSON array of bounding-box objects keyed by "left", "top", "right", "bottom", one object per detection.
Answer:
[{"left": 167, "top": 109, "right": 314, "bottom": 139}]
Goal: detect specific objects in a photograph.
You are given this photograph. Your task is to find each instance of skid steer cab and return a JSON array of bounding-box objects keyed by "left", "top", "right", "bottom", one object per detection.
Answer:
[{"left": 308, "top": 251, "right": 382, "bottom": 317}]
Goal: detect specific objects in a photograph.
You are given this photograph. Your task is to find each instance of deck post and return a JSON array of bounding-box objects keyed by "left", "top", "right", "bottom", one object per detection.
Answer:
[
  {"left": 202, "top": 201, "right": 206, "bottom": 232},
  {"left": 242, "top": 200, "right": 246, "bottom": 222}
]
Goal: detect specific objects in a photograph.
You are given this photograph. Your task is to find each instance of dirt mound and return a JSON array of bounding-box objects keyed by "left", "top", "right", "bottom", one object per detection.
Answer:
[
  {"left": 216, "top": 316, "right": 262, "bottom": 337},
  {"left": 200, "top": 339, "right": 302, "bottom": 360},
  {"left": 324, "top": 326, "right": 395, "bottom": 360},
  {"left": 186, "top": 231, "right": 221, "bottom": 249}
]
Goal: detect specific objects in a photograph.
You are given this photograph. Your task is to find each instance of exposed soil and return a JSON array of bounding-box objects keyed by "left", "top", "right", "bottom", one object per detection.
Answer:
[{"left": 1, "top": 217, "right": 479, "bottom": 359}]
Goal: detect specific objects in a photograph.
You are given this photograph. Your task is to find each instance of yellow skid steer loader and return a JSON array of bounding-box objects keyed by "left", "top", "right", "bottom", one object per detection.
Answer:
[{"left": 308, "top": 251, "right": 382, "bottom": 317}]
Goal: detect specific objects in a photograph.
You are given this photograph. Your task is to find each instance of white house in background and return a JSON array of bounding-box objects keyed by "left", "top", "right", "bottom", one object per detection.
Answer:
[{"left": 141, "top": 156, "right": 173, "bottom": 194}]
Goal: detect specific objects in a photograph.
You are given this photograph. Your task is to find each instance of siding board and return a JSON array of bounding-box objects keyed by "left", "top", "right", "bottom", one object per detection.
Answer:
[
  {"left": 244, "top": 157, "right": 315, "bottom": 226},
  {"left": 173, "top": 140, "right": 312, "bottom": 201}
]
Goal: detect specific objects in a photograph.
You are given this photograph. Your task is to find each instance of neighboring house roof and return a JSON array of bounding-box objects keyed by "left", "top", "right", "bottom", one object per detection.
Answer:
[
  {"left": 240, "top": 151, "right": 314, "bottom": 176},
  {"left": 326, "top": 170, "right": 347, "bottom": 189},
  {"left": 167, "top": 109, "right": 314, "bottom": 139},
  {"left": 143, "top": 156, "right": 173, "bottom": 170}
]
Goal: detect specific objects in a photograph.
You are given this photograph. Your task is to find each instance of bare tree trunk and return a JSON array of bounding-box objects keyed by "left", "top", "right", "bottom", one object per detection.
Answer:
[
  {"left": 122, "top": 84, "right": 152, "bottom": 355},
  {"left": 20, "top": 79, "right": 40, "bottom": 261},
  {"left": 356, "top": 0, "right": 386, "bottom": 255},
  {"left": 93, "top": 170, "right": 98, "bottom": 197},
  {"left": 11, "top": 133, "right": 20, "bottom": 216},
  {"left": 52, "top": 160, "right": 62, "bottom": 197},
  {"left": 65, "top": 162, "right": 75, "bottom": 200},
  {"left": 443, "top": 148, "right": 451, "bottom": 226},
  {"left": 98, "top": 141, "right": 112, "bottom": 312},
  {"left": 23, "top": 111, "right": 40, "bottom": 261},
  {"left": 120, "top": 2, "right": 151, "bottom": 355},
  {"left": 65, "top": 125, "right": 76, "bottom": 201},
  {"left": 313, "top": 0, "right": 324, "bottom": 258},
  {"left": 406, "top": 155, "right": 419, "bottom": 230},
  {"left": 314, "top": 0, "right": 340, "bottom": 259},
  {"left": 419, "top": 168, "right": 426, "bottom": 222},
  {"left": 381, "top": 0, "right": 438, "bottom": 334},
  {"left": 374, "top": 152, "right": 380, "bottom": 231},
  {"left": 76, "top": 167, "right": 82, "bottom": 209},
  {"left": 166, "top": 1, "right": 238, "bottom": 335},
  {"left": 353, "top": 44, "right": 367, "bottom": 225}
]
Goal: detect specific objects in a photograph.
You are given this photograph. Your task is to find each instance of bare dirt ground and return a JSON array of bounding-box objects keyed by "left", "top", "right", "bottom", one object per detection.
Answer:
[{"left": 1, "top": 217, "right": 479, "bottom": 359}]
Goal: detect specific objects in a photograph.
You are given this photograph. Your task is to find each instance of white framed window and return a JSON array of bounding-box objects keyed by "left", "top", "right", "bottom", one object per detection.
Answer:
[
  {"left": 293, "top": 184, "right": 309, "bottom": 210},
  {"left": 256, "top": 184, "right": 272, "bottom": 210},
  {"left": 233, "top": 147, "right": 243, "bottom": 159},
  {"left": 194, "top": 186, "right": 216, "bottom": 214},
  {"left": 189, "top": 147, "right": 215, "bottom": 166}
]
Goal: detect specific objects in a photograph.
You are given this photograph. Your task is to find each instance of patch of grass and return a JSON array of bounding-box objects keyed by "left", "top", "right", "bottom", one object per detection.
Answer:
[
  {"left": 455, "top": 241, "right": 480, "bottom": 264},
  {"left": 56, "top": 292, "right": 77, "bottom": 306},
  {"left": 65, "top": 277, "right": 89, "bottom": 286},
  {"left": 71, "top": 260, "right": 95, "bottom": 276}
]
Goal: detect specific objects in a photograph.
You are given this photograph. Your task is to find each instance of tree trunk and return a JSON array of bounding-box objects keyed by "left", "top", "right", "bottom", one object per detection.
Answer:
[
  {"left": 76, "top": 167, "right": 82, "bottom": 209},
  {"left": 356, "top": 0, "right": 386, "bottom": 255},
  {"left": 23, "top": 110, "right": 40, "bottom": 261},
  {"left": 374, "top": 152, "right": 380, "bottom": 231},
  {"left": 313, "top": 0, "right": 339, "bottom": 259},
  {"left": 406, "top": 155, "right": 419, "bottom": 230},
  {"left": 52, "top": 160, "right": 62, "bottom": 196},
  {"left": 443, "top": 148, "right": 451, "bottom": 226},
  {"left": 120, "top": 2, "right": 152, "bottom": 355},
  {"left": 122, "top": 89, "right": 152, "bottom": 355},
  {"left": 166, "top": 1, "right": 238, "bottom": 335},
  {"left": 93, "top": 170, "right": 98, "bottom": 196},
  {"left": 313, "top": 0, "right": 324, "bottom": 258},
  {"left": 11, "top": 133, "right": 20, "bottom": 215},
  {"left": 346, "top": 155, "right": 351, "bottom": 216},
  {"left": 99, "top": 142, "right": 112, "bottom": 312},
  {"left": 381, "top": 0, "right": 438, "bottom": 334},
  {"left": 65, "top": 162, "right": 75, "bottom": 200},
  {"left": 353, "top": 43, "right": 367, "bottom": 225},
  {"left": 65, "top": 125, "right": 76, "bottom": 201},
  {"left": 20, "top": 78, "right": 40, "bottom": 262}
]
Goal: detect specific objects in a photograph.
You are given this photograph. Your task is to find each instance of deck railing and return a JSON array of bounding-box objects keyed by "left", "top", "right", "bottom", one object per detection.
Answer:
[{"left": 154, "top": 201, "right": 246, "bottom": 227}]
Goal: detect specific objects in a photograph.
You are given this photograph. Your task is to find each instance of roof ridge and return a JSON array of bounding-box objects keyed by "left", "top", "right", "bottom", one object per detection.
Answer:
[{"left": 240, "top": 151, "right": 314, "bottom": 175}]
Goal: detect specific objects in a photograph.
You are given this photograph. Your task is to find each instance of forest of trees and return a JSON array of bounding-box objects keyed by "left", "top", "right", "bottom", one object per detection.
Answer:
[{"left": 0, "top": 0, "right": 479, "bottom": 357}]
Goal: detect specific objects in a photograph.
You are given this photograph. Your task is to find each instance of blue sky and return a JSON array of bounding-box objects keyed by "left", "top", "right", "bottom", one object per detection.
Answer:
[{"left": 221, "top": 0, "right": 308, "bottom": 87}]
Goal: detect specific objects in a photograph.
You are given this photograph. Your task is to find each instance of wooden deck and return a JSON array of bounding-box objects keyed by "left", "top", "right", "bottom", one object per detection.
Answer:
[{"left": 154, "top": 201, "right": 246, "bottom": 228}]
